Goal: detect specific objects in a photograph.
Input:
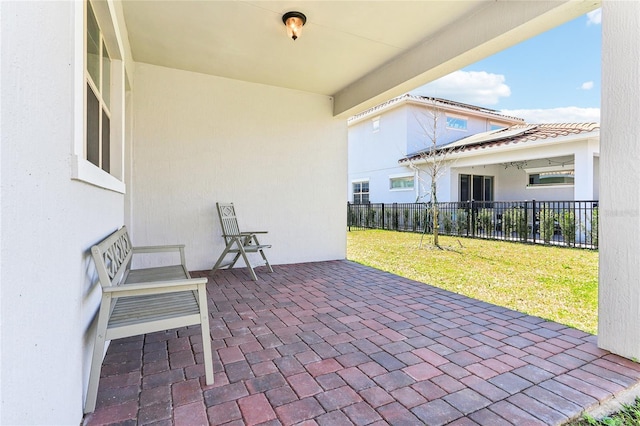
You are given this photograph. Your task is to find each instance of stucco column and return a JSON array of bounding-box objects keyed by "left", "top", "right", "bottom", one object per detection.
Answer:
[
  {"left": 573, "top": 146, "right": 594, "bottom": 200},
  {"left": 598, "top": 1, "right": 640, "bottom": 360}
]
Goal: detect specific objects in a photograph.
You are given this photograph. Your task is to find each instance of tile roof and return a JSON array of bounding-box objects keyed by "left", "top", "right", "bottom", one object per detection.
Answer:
[{"left": 399, "top": 122, "right": 600, "bottom": 163}]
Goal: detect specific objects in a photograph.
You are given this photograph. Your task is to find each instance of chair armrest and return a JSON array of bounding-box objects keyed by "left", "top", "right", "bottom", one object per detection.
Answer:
[
  {"left": 103, "top": 278, "right": 207, "bottom": 298},
  {"left": 224, "top": 232, "right": 268, "bottom": 238},
  {"left": 132, "top": 244, "right": 185, "bottom": 254}
]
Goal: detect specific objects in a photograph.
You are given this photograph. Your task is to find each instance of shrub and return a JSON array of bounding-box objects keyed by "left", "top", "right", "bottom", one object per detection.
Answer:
[
  {"left": 456, "top": 209, "right": 468, "bottom": 235},
  {"left": 366, "top": 208, "right": 376, "bottom": 228},
  {"left": 559, "top": 210, "right": 576, "bottom": 245},
  {"left": 413, "top": 210, "right": 421, "bottom": 231},
  {"left": 539, "top": 208, "right": 556, "bottom": 243},
  {"left": 503, "top": 207, "right": 527, "bottom": 239},
  {"left": 591, "top": 207, "right": 599, "bottom": 247},
  {"left": 442, "top": 212, "right": 453, "bottom": 234},
  {"left": 476, "top": 209, "right": 494, "bottom": 234}
]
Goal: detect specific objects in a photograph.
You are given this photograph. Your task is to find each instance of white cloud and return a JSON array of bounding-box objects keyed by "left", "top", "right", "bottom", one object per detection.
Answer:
[
  {"left": 587, "top": 9, "right": 601, "bottom": 26},
  {"left": 411, "top": 70, "right": 511, "bottom": 105},
  {"left": 500, "top": 107, "right": 600, "bottom": 124},
  {"left": 580, "top": 81, "right": 594, "bottom": 90}
]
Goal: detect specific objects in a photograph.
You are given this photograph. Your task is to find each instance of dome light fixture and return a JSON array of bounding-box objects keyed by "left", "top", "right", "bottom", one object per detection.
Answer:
[{"left": 282, "top": 11, "right": 306, "bottom": 41}]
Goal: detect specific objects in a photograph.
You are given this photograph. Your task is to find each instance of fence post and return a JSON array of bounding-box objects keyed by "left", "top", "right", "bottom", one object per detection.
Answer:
[
  {"left": 471, "top": 200, "right": 476, "bottom": 237},
  {"left": 381, "top": 203, "right": 385, "bottom": 230},
  {"left": 393, "top": 203, "right": 398, "bottom": 231},
  {"left": 531, "top": 200, "right": 537, "bottom": 244},
  {"left": 524, "top": 201, "right": 529, "bottom": 242}
]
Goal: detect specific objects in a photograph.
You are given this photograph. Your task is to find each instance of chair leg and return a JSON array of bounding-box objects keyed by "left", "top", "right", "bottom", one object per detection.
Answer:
[
  {"left": 252, "top": 236, "right": 274, "bottom": 273},
  {"left": 211, "top": 241, "right": 236, "bottom": 273},
  {"left": 258, "top": 248, "right": 274, "bottom": 273},
  {"left": 239, "top": 248, "right": 258, "bottom": 281}
]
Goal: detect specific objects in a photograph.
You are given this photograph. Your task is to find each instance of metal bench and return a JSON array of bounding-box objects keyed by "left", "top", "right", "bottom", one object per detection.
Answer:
[{"left": 84, "top": 226, "right": 213, "bottom": 413}]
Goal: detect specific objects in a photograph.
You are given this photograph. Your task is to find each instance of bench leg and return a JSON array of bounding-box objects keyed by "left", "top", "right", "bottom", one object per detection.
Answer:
[
  {"left": 197, "top": 284, "right": 214, "bottom": 385},
  {"left": 84, "top": 298, "right": 112, "bottom": 413}
]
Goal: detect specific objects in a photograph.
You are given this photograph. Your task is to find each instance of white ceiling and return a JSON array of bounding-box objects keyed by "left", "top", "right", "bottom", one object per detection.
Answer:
[{"left": 121, "top": 1, "right": 600, "bottom": 116}]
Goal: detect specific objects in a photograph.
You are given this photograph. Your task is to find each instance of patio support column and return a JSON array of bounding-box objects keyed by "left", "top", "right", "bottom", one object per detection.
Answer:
[
  {"left": 598, "top": 0, "right": 640, "bottom": 361},
  {"left": 573, "top": 145, "right": 594, "bottom": 200}
]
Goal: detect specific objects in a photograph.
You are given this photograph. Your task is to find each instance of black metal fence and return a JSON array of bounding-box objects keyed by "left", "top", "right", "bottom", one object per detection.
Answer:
[{"left": 347, "top": 200, "right": 599, "bottom": 249}]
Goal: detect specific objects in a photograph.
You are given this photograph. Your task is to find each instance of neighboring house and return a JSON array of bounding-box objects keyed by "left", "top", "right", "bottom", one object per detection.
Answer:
[
  {"left": 400, "top": 122, "right": 600, "bottom": 203},
  {"left": 348, "top": 95, "right": 525, "bottom": 204}
]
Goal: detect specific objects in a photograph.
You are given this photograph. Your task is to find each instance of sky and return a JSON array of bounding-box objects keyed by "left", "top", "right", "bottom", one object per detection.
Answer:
[{"left": 411, "top": 9, "right": 601, "bottom": 124}]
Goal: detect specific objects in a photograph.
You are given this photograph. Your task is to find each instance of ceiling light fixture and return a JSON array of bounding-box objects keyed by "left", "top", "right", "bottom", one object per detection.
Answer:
[{"left": 282, "top": 11, "right": 306, "bottom": 41}]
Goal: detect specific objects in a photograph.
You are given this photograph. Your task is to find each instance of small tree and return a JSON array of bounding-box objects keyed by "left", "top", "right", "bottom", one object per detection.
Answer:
[{"left": 405, "top": 99, "right": 458, "bottom": 247}]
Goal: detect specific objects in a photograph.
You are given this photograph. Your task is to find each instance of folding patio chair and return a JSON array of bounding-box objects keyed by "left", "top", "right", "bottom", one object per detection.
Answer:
[{"left": 211, "top": 202, "right": 273, "bottom": 281}]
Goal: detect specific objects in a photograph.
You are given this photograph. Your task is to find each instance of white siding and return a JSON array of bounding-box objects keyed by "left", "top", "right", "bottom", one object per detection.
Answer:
[{"left": 130, "top": 64, "right": 347, "bottom": 270}]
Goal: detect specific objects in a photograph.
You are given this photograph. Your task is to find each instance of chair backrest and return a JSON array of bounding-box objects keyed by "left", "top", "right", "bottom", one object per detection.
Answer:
[{"left": 216, "top": 202, "right": 241, "bottom": 242}]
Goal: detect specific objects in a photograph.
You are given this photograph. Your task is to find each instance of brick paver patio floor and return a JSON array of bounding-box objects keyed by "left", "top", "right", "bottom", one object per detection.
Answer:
[{"left": 83, "top": 260, "right": 640, "bottom": 426}]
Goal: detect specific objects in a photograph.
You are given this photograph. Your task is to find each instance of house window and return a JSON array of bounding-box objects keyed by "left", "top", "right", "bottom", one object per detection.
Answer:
[
  {"left": 460, "top": 174, "right": 493, "bottom": 201},
  {"left": 72, "top": 0, "right": 125, "bottom": 193},
  {"left": 446, "top": 115, "right": 468, "bottom": 131},
  {"left": 353, "top": 181, "right": 370, "bottom": 204},
  {"left": 86, "top": 1, "right": 111, "bottom": 173},
  {"left": 372, "top": 117, "right": 380, "bottom": 133},
  {"left": 528, "top": 171, "right": 574, "bottom": 186},
  {"left": 490, "top": 123, "right": 504, "bottom": 131},
  {"left": 390, "top": 176, "right": 414, "bottom": 190}
]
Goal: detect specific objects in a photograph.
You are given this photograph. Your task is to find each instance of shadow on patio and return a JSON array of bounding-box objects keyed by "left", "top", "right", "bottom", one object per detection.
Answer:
[{"left": 83, "top": 261, "right": 640, "bottom": 426}]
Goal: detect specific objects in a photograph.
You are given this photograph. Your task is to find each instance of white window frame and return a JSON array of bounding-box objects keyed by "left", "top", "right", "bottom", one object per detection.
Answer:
[
  {"left": 72, "top": 0, "right": 126, "bottom": 193},
  {"left": 389, "top": 174, "right": 414, "bottom": 191},
  {"left": 446, "top": 114, "right": 468, "bottom": 131},
  {"left": 527, "top": 170, "right": 575, "bottom": 188},
  {"left": 352, "top": 179, "right": 370, "bottom": 204}
]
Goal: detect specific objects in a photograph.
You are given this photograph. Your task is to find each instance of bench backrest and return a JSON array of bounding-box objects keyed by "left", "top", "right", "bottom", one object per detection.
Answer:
[
  {"left": 216, "top": 203, "right": 241, "bottom": 243},
  {"left": 91, "top": 226, "right": 133, "bottom": 289}
]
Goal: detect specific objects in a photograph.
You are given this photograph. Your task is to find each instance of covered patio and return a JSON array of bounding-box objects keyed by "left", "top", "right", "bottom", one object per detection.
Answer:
[
  {"left": 5, "top": 1, "right": 640, "bottom": 424},
  {"left": 84, "top": 262, "right": 640, "bottom": 426}
]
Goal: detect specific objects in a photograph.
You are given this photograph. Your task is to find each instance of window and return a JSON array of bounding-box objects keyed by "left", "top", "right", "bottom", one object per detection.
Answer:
[
  {"left": 86, "top": 1, "right": 111, "bottom": 172},
  {"left": 372, "top": 117, "right": 380, "bottom": 133},
  {"left": 72, "top": 0, "right": 125, "bottom": 193},
  {"left": 460, "top": 174, "right": 493, "bottom": 201},
  {"left": 353, "top": 181, "right": 369, "bottom": 204},
  {"left": 528, "top": 171, "right": 574, "bottom": 186},
  {"left": 390, "top": 176, "right": 414, "bottom": 190},
  {"left": 490, "top": 123, "right": 505, "bottom": 131},
  {"left": 446, "top": 115, "right": 468, "bottom": 130}
]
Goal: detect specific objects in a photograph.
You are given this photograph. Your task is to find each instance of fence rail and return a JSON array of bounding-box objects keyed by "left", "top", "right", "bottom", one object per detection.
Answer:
[{"left": 347, "top": 200, "right": 599, "bottom": 249}]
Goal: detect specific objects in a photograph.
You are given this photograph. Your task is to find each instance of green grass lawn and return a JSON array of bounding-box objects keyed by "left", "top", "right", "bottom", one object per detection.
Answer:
[{"left": 347, "top": 230, "right": 599, "bottom": 334}]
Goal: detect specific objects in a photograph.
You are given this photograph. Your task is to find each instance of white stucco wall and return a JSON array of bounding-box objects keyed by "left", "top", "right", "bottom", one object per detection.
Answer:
[
  {"left": 130, "top": 63, "right": 347, "bottom": 270},
  {"left": 1, "top": 2, "right": 125, "bottom": 424},
  {"left": 598, "top": 0, "right": 640, "bottom": 360},
  {"left": 348, "top": 107, "right": 413, "bottom": 203}
]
